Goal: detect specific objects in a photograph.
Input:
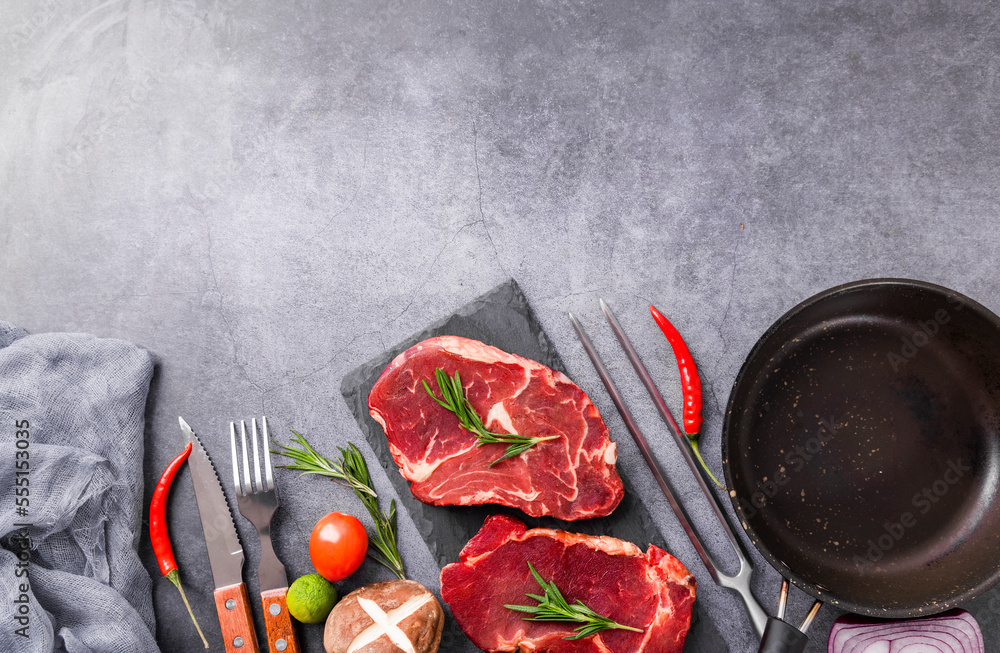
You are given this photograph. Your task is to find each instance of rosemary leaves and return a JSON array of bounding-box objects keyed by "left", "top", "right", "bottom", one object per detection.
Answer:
[
  {"left": 423, "top": 367, "right": 558, "bottom": 466},
  {"left": 271, "top": 432, "right": 406, "bottom": 580},
  {"left": 505, "top": 562, "right": 643, "bottom": 640}
]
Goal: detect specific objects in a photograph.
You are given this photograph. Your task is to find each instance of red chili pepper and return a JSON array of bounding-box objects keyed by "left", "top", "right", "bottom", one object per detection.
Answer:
[
  {"left": 150, "top": 442, "right": 210, "bottom": 648},
  {"left": 650, "top": 305, "right": 724, "bottom": 489}
]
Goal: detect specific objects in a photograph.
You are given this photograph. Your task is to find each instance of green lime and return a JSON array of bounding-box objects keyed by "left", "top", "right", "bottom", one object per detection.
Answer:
[{"left": 287, "top": 574, "right": 339, "bottom": 624}]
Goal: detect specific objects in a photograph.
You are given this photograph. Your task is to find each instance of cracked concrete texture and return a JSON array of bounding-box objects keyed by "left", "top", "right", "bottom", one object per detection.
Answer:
[{"left": 4, "top": 0, "right": 1000, "bottom": 651}]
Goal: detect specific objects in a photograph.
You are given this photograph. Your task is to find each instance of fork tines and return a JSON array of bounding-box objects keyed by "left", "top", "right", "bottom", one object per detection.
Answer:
[
  {"left": 230, "top": 416, "right": 274, "bottom": 496},
  {"left": 229, "top": 415, "right": 294, "bottom": 649}
]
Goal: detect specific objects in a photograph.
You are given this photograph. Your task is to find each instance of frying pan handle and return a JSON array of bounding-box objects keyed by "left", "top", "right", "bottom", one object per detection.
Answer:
[{"left": 757, "top": 618, "right": 808, "bottom": 653}]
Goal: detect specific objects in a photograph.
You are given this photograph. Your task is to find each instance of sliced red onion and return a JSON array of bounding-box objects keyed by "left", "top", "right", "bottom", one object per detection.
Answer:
[{"left": 828, "top": 609, "right": 983, "bottom": 653}]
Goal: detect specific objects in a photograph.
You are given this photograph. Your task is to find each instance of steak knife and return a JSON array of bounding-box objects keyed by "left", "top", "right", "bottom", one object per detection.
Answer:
[{"left": 180, "top": 416, "right": 260, "bottom": 653}]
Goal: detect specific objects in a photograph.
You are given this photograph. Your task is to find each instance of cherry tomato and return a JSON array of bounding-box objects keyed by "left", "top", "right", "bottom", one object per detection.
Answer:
[{"left": 309, "top": 512, "right": 368, "bottom": 582}]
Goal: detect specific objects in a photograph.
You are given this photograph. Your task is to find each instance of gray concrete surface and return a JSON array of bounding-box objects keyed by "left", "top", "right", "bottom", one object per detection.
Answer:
[{"left": 4, "top": 1, "right": 1000, "bottom": 651}]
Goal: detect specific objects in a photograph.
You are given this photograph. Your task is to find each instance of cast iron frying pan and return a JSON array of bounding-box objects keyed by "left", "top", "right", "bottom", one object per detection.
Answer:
[{"left": 722, "top": 278, "right": 1000, "bottom": 617}]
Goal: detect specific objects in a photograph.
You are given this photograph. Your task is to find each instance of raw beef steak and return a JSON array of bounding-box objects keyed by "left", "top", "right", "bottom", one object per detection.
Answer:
[
  {"left": 440, "top": 515, "right": 696, "bottom": 653},
  {"left": 368, "top": 335, "right": 623, "bottom": 521}
]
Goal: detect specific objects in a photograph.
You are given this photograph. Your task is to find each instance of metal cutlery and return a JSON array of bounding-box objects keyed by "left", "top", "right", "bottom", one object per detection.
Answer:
[
  {"left": 231, "top": 416, "right": 300, "bottom": 653},
  {"left": 179, "top": 416, "right": 260, "bottom": 653},
  {"left": 570, "top": 303, "right": 822, "bottom": 653}
]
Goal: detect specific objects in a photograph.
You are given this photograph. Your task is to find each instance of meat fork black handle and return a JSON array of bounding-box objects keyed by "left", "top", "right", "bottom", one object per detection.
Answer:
[
  {"left": 757, "top": 579, "right": 821, "bottom": 653},
  {"left": 758, "top": 619, "right": 809, "bottom": 653}
]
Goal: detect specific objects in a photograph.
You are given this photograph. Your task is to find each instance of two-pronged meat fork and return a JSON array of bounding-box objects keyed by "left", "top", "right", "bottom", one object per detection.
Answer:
[
  {"left": 231, "top": 417, "right": 300, "bottom": 653},
  {"left": 570, "top": 303, "right": 821, "bottom": 653}
]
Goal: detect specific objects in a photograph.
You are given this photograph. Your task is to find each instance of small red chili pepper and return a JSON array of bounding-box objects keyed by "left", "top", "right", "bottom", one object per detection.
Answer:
[
  {"left": 650, "top": 305, "right": 725, "bottom": 489},
  {"left": 150, "top": 442, "right": 210, "bottom": 648}
]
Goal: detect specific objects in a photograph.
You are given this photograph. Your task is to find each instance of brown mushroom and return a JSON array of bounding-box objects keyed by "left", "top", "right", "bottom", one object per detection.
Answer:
[{"left": 324, "top": 580, "right": 444, "bottom": 653}]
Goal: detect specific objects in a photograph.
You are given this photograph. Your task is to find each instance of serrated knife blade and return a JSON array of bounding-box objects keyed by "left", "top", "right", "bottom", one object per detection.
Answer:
[
  {"left": 179, "top": 416, "right": 260, "bottom": 653},
  {"left": 179, "top": 416, "right": 245, "bottom": 588}
]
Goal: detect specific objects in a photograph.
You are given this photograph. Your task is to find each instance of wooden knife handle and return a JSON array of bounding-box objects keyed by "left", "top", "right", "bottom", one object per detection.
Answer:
[
  {"left": 214, "top": 583, "right": 260, "bottom": 653},
  {"left": 261, "top": 588, "right": 301, "bottom": 653}
]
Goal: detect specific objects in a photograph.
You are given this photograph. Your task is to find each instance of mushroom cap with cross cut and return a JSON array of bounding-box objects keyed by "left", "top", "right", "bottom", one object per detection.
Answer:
[{"left": 324, "top": 580, "right": 444, "bottom": 653}]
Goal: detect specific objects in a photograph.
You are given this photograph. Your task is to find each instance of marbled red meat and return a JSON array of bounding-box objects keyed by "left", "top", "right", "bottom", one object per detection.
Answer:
[
  {"left": 368, "top": 336, "right": 623, "bottom": 521},
  {"left": 440, "top": 515, "right": 696, "bottom": 653}
]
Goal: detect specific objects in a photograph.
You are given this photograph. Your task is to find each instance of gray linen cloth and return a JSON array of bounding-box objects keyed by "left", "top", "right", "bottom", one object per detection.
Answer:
[{"left": 0, "top": 322, "right": 160, "bottom": 653}]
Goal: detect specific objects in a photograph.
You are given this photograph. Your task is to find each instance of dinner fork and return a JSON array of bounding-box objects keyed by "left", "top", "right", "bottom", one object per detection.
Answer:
[{"left": 231, "top": 417, "right": 300, "bottom": 653}]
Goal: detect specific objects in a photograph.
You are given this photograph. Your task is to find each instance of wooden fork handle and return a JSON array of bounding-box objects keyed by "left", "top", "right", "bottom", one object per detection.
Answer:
[
  {"left": 214, "top": 583, "right": 260, "bottom": 653},
  {"left": 261, "top": 588, "right": 300, "bottom": 653}
]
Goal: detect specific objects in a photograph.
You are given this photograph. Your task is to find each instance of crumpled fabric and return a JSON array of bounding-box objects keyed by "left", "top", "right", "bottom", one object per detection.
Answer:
[{"left": 0, "top": 322, "right": 160, "bottom": 653}]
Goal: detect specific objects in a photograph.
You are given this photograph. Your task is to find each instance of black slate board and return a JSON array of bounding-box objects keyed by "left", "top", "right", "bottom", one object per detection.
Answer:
[{"left": 341, "top": 280, "right": 726, "bottom": 652}]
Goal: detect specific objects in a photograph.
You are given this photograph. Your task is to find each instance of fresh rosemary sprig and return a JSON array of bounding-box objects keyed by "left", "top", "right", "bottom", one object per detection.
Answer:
[
  {"left": 505, "top": 562, "right": 644, "bottom": 640},
  {"left": 271, "top": 431, "right": 406, "bottom": 580},
  {"left": 423, "top": 368, "right": 558, "bottom": 466}
]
